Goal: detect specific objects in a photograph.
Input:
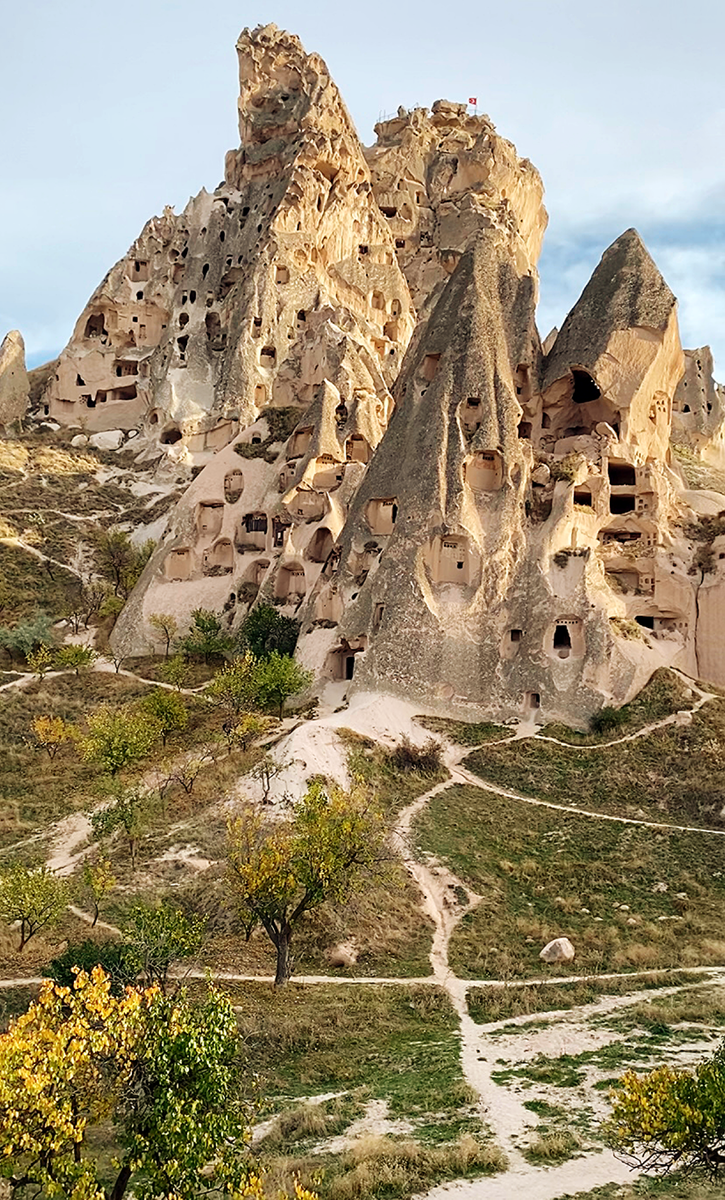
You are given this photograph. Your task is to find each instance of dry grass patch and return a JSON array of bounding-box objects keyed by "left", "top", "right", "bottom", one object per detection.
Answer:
[
  {"left": 465, "top": 688, "right": 725, "bottom": 828},
  {"left": 524, "top": 1128, "right": 580, "bottom": 1163},
  {"left": 415, "top": 784, "right": 725, "bottom": 980}
]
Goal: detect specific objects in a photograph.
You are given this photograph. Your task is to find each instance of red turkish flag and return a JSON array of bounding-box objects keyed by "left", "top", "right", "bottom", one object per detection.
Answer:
[{"left": 468, "top": 97, "right": 477, "bottom": 106}]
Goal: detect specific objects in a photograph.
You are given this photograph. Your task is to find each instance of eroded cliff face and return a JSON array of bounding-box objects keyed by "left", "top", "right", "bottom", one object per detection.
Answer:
[
  {"left": 29, "top": 21, "right": 725, "bottom": 714},
  {"left": 44, "top": 25, "right": 413, "bottom": 450}
]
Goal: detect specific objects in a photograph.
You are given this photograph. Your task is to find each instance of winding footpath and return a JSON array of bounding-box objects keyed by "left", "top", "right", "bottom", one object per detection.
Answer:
[{"left": 2, "top": 668, "right": 724, "bottom": 1198}]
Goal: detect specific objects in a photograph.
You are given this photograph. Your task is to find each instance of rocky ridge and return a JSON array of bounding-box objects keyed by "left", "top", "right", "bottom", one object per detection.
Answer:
[{"left": 6, "top": 22, "right": 725, "bottom": 720}]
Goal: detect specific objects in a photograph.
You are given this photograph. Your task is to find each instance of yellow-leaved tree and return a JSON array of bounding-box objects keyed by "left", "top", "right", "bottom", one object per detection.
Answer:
[
  {"left": 227, "top": 780, "right": 386, "bottom": 986},
  {"left": 0, "top": 967, "right": 316, "bottom": 1200},
  {"left": 605, "top": 1041, "right": 725, "bottom": 1177}
]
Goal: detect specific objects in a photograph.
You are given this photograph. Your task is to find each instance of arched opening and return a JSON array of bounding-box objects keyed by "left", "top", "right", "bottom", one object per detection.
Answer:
[
  {"left": 196, "top": 503, "right": 224, "bottom": 538},
  {"left": 288, "top": 489, "right": 326, "bottom": 522},
  {"left": 160, "top": 425, "right": 182, "bottom": 446},
  {"left": 335, "top": 401, "right": 348, "bottom": 426},
  {"left": 371, "top": 291, "right": 385, "bottom": 311},
  {"left": 422, "top": 354, "right": 440, "bottom": 381},
  {"left": 165, "top": 548, "right": 191, "bottom": 581},
  {"left": 372, "top": 603, "right": 385, "bottom": 633},
  {"left": 276, "top": 563, "right": 307, "bottom": 601},
  {"left": 288, "top": 426, "right": 313, "bottom": 458},
  {"left": 345, "top": 435, "right": 371, "bottom": 464},
  {"left": 460, "top": 397, "right": 481, "bottom": 435},
  {"left": 326, "top": 638, "right": 367, "bottom": 680},
  {"left": 390, "top": 299, "right": 402, "bottom": 317},
  {"left": 203, "top": 539, "right": 233, "bottom": 576},
  {"left": 307, "top": 528, "right": 334, "bottom": 563},
  {"left": 517, "top": 421, "right": 532, "bottom": 439},
  {"left": 465, "top": 451, "right": 503, "bottom": 493},
  {"left": 260, "top": 346, "right": 276, "bottom": 366},
  {"left": 314, "top": 583, "right": 343, "bottom": 623},
  {"left": 237, "top": 512, "right": 268, "bottom": 551},
  {"left": 312, "top": 456, "right": 344, "bottom": 491},
  {"left": 254, "top": 384, "right": 266, "bottom": 406},
  {"left": 501, "top": 628, "right": 523, "bottom": 661},
  {"left": 84, "top": 313, "right": 107, "bottom": 340},
  {"left": 571, "top": 369, "right": 601, "bottom": 404},
  {"left": 275, "top": 265, "right": 289, "bottom": 284},
  {"left": 424, "top": 535, "right": 481, "bottom": 590},
  {"left": 224, "top": 469, "right": 244, "bottom": 504},
  {"left": 366, "top": 498, "right": 398, "bottom": 535},
  {"left": 549, "top": 616, "right": 584, "bottom": 661},
  {"left": 524, "top": 691, "right": 541, "bottom": 711}
]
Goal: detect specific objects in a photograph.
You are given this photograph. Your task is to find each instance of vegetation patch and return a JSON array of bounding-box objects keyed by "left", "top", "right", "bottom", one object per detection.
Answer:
[
  {"left": 417, "top": 716, "right": 510, "bottom": 746},
  {"left": 464, "top": 691, "right": 725, "bottom": 828},
  {"left": 467, "top": 973, "right": 692, "bottom": 1024},
  {"left": 415, "top": 785, "right": 725, "bottom": 979}
]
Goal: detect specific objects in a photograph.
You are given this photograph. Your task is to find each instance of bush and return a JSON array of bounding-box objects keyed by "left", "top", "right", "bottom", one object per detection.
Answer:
[
  {"left": 387, "top": 737, "right": 442, "bottom": 776},
  {"left": 591, "top": 705, "right": 629, "bottom": 735},
  {"left": 45, "top": 939, "right": 134, "bottom": 994}
]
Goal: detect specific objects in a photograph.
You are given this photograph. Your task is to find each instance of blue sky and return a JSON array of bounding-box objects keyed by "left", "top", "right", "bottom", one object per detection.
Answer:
[{"left": 2, "top": 0, "right": 723, "bottom": 375}]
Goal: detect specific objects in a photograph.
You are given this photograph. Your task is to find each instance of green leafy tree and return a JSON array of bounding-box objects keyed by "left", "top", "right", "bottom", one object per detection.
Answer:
[
  {"left": 605, "top": 1041, "right": 725, "bottom": 1176},
  {"left": 91, "top": 785, "right": 155, "bottom": 870},
  {"left": 140, "top": 687, "right": 188, "bottom": 746},
  {"left": 227, "top": 780, "right": 385, "bottom": 985},
  {"left": 179, "top": 608, "right": 234, "bottom": 663},
  {"left": 0, "top": 612, "right": 56, "bottom": 663},
  {"left": 79, "top": 705, "right": 161, "bottom": 775},
  {"left": 205, "top": 652, "right": 260, "bottom": 719},
  {"left": 55, "top": 643, "right": 97, "bottom": 676},
  {"left": 148, "top": 611, "right": 178, "bottom": 658},
  {"left": 0, "top": 864, "right": 69, "bottom": 952},
  {"left": 159, "top": 652, "right": 189, "bottom": 690},
  {"left": 240, "top": 602, "right": 300, "bottom": 658},
  {"left": 121, "top": 901, "right": 205, "bottom": 991},
  {"left": 94, "top": 527, "right": 154, "bottom": 598},
  {"left": 46, "top": 938, "right": 135, "bottom": 994},
  {"left": 253, "top": 651, "right": 313, "bottom": 717},
  {"left": 82, "top": 855, "right": 116, "bottom": 926},
  {"left": 0, "top": 968, "right": 286, "bottom": 1200}
]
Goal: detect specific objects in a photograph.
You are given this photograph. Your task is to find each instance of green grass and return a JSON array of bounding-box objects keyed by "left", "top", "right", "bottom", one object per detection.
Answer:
[
  {"left": 539, "top": 670, "right": 696, "bottom": 746},
  {"left": 414, "top": 784, "right": 725, "bottom": 979},
  {"left": 555, "top": 1175, "right": 725, "bottom": 1198},
  {"left": 467, "top": 973, "right": 696, "bottom": 1024},
  {"left": 216, "top": 981, "right": 474, "bottom": 1122},
  {"left": 416, "top": 717, "right": 510, "bottom": 746},
  {"left": 464, "top": 692, "right": 725, "bottom": 829},
  {"left": 340, "top": 729, "right": 447, "bottom": 815},
  {"left": 598, "top": 985, "right": 725, "bottom": 1035},
  {"left": 0, "top": 542, "right": 81, "bottom": 624}
]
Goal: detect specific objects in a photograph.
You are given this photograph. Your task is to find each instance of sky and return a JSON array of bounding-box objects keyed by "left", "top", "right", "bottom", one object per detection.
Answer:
[{"left": 2, "top": 0, "right": 723, "bottom": 376}]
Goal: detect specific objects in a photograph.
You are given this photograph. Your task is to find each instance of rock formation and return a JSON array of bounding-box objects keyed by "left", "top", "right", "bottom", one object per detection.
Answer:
[
  {"left": 0, "top": 331, "right": 29, "bottom": 429},
  {"left": 28, "top": 22, "right": 725, "bottom": 715}
]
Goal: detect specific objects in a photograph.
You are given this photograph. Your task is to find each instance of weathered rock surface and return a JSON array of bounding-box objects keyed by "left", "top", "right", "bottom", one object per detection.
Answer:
[
  {"left": 539, "top": 937, "right": 575, "bottom": 964},
  {"left": 0, "top": 331, "right": 29, "bottom": 428},
  {"left": 36, "top": 20, "right": 725, "bottom": 713}
]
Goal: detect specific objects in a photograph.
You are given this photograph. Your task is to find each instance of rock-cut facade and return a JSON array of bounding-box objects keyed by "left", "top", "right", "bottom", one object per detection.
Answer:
[{"left": 20, "top": 23, "right": 725, "bottom": 722}]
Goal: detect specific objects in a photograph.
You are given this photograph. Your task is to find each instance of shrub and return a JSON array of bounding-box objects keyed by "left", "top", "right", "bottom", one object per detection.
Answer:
[{"left": 387, "top": 737, "right": 442, "bottom": 776}]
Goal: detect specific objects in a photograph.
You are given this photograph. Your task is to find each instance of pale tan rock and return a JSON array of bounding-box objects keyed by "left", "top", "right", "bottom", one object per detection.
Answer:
[
  {"left": 0, "top": 330, "right": 29, "bottom": 428},
  {"left": 327, "top": 940, "right": 358, "bottom": 967},
  {"left": 539, "top": 937, "right": 575, "bottom": 963}
]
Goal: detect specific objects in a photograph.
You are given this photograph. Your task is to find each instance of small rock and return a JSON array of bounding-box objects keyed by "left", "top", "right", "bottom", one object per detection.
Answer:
[
  {"left": 327, "top": 940, "right": 358, "bottom": 968},
  {"left": 531, "top": 463, "right": 550, "bottom": 486},
  {"left": 539, "top": 937, "right": 575, "bottom": 963},
  {"left": 618, "top": 904, "right": 630, "bottom": 912},
  {"left": 89, "top": 429, "right": 124, "bottom": 451},
  {"left": 652, "top": 882, "right": 668, "bottom": 893},
  {"left": 580, "top": 907, "right": 590, "bottom": 914},
  {"left": 674, "top": 710, "right": 692, "bottom": 726},
  {"left": 70, "top": 433, "right": 89, "bottom": 448},
  {"left": 675, "top": 892, "right": 688, "bottom": 900},
  {"left": 627, "top": 917, "right": 638, "bottom": 926}
]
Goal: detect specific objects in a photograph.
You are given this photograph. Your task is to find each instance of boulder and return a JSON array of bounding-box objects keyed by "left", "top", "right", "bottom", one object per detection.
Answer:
[
  {"left": 70, "top": 434, "right": 89, "bottom": 448},
  {"left": 539, "top": 937, "right": 575, "bottom": 964},
  {"left": 327, "top": 940, "right": 358, "bottom": 968},
  {"left": 89, "top": 429, "right": 124, "bottom": 451}
]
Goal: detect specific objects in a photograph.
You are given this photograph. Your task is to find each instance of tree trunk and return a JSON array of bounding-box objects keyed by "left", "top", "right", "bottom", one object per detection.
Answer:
[
  {"left": 110, "top": 1164, "right": 132, "bottom": 1200},
  {"left": 274, "top": 929, "right": 293, "bottom": 986}
]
